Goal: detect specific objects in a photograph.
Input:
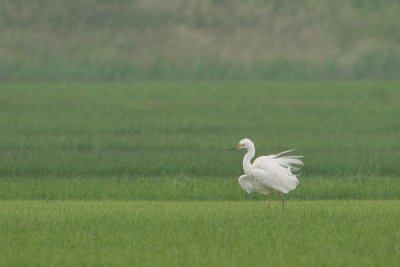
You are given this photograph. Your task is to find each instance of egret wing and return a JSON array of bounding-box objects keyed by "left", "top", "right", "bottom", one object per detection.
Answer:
[
  {"left": 251, "top": 168, "right": 286, "bottom": 193},
  {"left": 253, "top": 149, "right": 303, "bottom": 172},
  {"left": 238, "top": 175, "right": 253, "bottom": 193},
  {"left": 238, "top": 174, "right": 272, "bottom": 195},
  {"left": 252, "top": 167, "right": 299, "bottom": 194}
]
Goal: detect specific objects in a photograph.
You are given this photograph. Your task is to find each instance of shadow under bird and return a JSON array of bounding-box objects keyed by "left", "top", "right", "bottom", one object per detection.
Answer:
[{"left": 231, "top": 138, "right": 303, "bottom": 208}]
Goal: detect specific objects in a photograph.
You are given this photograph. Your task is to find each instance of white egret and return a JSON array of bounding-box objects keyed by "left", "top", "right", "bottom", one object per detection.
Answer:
[{"left": 231, "top": 138, "right": 303, "bottom": 208}]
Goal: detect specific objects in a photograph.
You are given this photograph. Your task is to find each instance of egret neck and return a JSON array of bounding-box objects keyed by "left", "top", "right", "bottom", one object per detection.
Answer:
[{"left": 242, "top": 142, "right": 255, "bottom": 176}]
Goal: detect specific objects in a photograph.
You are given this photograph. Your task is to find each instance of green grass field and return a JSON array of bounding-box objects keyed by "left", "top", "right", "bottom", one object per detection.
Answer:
[
  {"left": 1, "top": 201, "right": 399, "bottom": 267},
  {"left": 1, "top": 82, "right": 399, "bottom": 178},
  {"left": 1, "top": 82, "right": 399, "bottom": 266}
]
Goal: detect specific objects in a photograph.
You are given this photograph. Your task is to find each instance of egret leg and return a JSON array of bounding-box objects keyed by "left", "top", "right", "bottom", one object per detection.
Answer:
[
  {"left": 279, "top": 192, "right": 285, "bottom": 208},
  {"left": 267, "top": 194, "right": 272, "bottom": 208}
]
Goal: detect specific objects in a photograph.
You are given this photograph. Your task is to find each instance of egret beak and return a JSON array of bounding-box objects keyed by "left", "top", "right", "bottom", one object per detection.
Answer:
[{"left": 230, "top": 144, "right": 241, "bottom": 151}]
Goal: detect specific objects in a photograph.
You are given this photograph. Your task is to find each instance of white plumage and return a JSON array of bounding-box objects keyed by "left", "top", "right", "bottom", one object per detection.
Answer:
[{"left": 231, "top": 138, "right": 303, "bottom": 207}]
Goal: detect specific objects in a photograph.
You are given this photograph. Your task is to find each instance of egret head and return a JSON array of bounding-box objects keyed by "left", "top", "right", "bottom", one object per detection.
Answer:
[{"left": 230, "top": 138, "right": 254, "bottom": 151}]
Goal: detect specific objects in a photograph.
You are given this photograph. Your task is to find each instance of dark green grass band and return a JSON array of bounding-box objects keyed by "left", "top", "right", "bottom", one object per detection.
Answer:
[{"left": 0, "top": 176, "right": 398, "bottom": 201}]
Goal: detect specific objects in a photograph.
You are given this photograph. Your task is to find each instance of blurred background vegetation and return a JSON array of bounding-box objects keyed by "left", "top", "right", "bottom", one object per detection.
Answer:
[{"left": 1, "top": 0, "right": 399, "bottom": 81}]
